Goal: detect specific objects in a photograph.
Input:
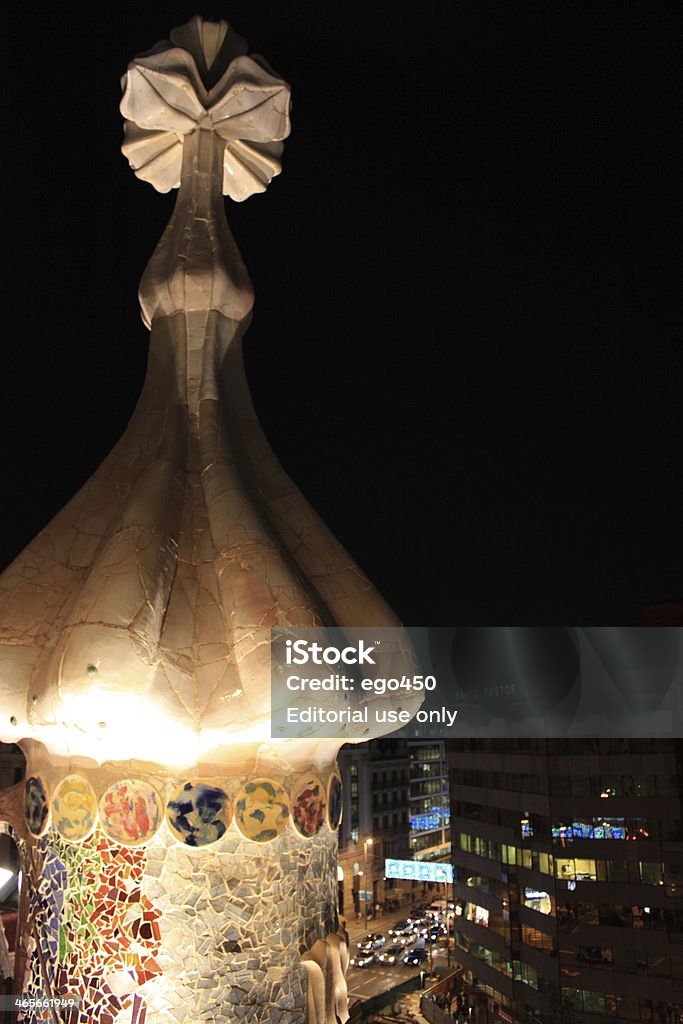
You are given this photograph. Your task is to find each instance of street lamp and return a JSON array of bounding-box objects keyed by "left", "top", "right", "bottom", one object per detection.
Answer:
[{"left": 364, "top": 838, "right": 374, "bottom": 927}]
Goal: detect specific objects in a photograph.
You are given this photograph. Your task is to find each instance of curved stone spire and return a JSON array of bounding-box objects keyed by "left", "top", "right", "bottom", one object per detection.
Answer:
[
  {"left": 0, "top": 19, "right": 421, "bottom": 1024},
  {"left": 0, "top": 16, "right": 418, "bottom": 770}
]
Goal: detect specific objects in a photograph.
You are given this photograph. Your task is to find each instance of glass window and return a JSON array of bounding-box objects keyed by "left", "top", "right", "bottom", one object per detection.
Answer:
[
  {"left": 618, "top": 995, "right": 641, "bottom": 1020},
  {"left": 551, "top": 776, "right": 571, "bottom": 796},
  {"left": 538, "top": 852, "right": 553, "bottom": 875},
  {"left": 604, "top": 994, "right": 620, "bottom": 1016},
  {"left": 599, "top": 774, "right": 621, "bottom": 797},
  {"left": 607, "top": 860, "right": 629, "bottom": 883},
  {"left": 556, "top": 858, "right": 575, "bottom": 880},
  {"left": 670, "top": 952, "right": 683, "bottom": 980},
  {"left": 582, "top": 990, "right": 605, "bottom": 1013},
  {"left": 577, "top": 902, "right": 598, "bottom": 925},
  {"left": 522, "top": 888, "right": 552, "bottom": 916},
  {"left": 661, "top": 818, "right": 683, "bottom": 841},
  {"left": 578, "top": 946, "right": 613, "bottom": 969},
  {"left": 648, "top": 951, "right": 670, "bottom": 977},
  {"left": 521, "top": 925, "right": 553, "bottom": 952},
  {"left": 639, "top": 861, "right": 664, "bottom": 885},
  {"left": 574, "top": 858, "right": 597, "bottom": 881},
  {"left": 596, "top": 817, "right": 626, "bottom": 840},
  {"left": 558, "top": 903, "right": 579, "bottom": 931},
  {"left": 656, "top": 775, "right": 679, "bottom": 797},
  {"left": 599, "top": 904, "right": 631, "bottom": 927},
  {"left": 663, "top": 862, "right": 683, "bottom": 885},
  {"left": 569, "top": 775, "right": 589, "bottom": 797},
  {"left": 562, "top": 989, "right": 582, "bottom": 1011},
  {"left": 612, "top": 948, "right": 634, "bottom": 973}
]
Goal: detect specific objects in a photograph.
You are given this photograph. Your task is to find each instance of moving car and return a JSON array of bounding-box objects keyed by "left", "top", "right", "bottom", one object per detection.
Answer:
[
  {"left": 387, "top": 920, "right": 409, "bottom": 936},
  {"left": 392, "top": 928, "right": 416, "bottom": 946},
  {"left": 349, "top": 951, "right": 376, "bottom": 968},
  {"left": 409, "top": 916, "right": 429, "bottom": 931},
  {"left": 377, "top": 944, "right": 405, "bottom": 965},
  {"left": 403, "top": 948, "right": 428, "bottom": 966},
  {"left": 357, "top": 933, "right": 385, "bottom": 951}
]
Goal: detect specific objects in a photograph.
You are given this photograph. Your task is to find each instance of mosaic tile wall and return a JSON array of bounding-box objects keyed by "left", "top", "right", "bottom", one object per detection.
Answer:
[
  {"left": 24, "top": 832, "right": 161, "bottom": 1024},
  {"left": 19, "top": 776, "right": 341, "bottom": 1024}
]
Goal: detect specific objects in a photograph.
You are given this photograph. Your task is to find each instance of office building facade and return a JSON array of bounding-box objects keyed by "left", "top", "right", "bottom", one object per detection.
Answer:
[
  {"left": 447, "top": 738, "right": 683, "bottom": 1024},
  {"left": 337, "top": 739, "right": 412, "bottom": 916},
  {"left": 408, "top": 739, "right": 451, "bottom": 861}
]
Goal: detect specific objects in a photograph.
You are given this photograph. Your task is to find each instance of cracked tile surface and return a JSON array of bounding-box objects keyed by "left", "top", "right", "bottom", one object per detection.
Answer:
[{"left": 0, "top": 14, "right": 419, "bottom": 1023}]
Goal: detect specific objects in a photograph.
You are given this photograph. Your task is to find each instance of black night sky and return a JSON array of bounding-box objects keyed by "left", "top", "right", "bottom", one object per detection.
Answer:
[{"left": 0, "top": 2, "right": 680, "bottom": 625}]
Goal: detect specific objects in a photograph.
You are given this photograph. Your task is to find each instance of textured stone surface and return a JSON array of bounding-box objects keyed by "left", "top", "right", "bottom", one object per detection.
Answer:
[
  {"left": 0, "top": 14, "right": 419, "bottom": 1024},
  {"left": 0, "top": 15, "right": 419, "bottom": 769},
  {"left": 19, "top": 797, "right": 346, "bottom": 1023}
]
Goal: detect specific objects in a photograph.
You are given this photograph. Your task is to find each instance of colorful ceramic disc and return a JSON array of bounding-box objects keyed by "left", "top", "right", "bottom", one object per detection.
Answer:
[
  {"left": 52, "top": 774, "right": 98, "bottom": 843},
  {"left": 291, "top": 774, "right": 325, "bottom": 837},
  {"left": 166, "top": 782, "right": 232, "bottom": 847},
  {"left": 99, "top": 779, "right": 162, "bottom": 846},
  {"left": 327, "top": 773, "right": 343, "bottom": 830},
  {"left": 234, "top": 778, "right": 289, "bottom": 843},
  {"left": 24, "top": 776, "right": 50, "bottom": 836}
]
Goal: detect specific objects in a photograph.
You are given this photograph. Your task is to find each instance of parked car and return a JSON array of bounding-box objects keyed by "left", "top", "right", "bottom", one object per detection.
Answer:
[
  {"left": 403, "top": 949, "right": 428, "bottom": 966},
  {"left": 377, "top": 944, "right": 404, "bottom": 965},
  {"left": 357, "top": 933, "right": 385, "bottom": 951},
  {"left": 349, "top": 951, "right": 375, "bottom": 968}
]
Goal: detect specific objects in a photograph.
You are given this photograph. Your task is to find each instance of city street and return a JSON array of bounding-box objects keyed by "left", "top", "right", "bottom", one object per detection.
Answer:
[
  {"left": 346, "top": 946, "right": 451, "bottom": 1001},
  {"left": 343, "top": 905, "right": 453, "bottom": 1003}
]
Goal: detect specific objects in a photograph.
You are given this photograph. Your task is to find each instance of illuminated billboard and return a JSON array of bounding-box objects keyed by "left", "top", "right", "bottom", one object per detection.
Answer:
[{"left": 385, "top": 858, "right": 453, "bottom": 883}]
